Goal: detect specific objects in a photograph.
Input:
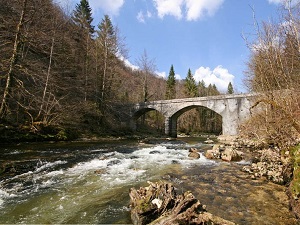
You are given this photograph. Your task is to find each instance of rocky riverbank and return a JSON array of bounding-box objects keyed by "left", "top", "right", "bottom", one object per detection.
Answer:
[{"left": 206, "top": 136, "right": 300, "bottom": 220}]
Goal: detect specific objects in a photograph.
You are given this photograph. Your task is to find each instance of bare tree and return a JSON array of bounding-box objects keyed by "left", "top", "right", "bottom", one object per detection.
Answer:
[
  {"left": 136, "top": 49, "right": 156, "bottom": 102},
  {"left": 243, "top": 0, "right": 300, "bottom": 146},
  {"left": 0, "top": 0, "right": 27, "bottom": 118}
]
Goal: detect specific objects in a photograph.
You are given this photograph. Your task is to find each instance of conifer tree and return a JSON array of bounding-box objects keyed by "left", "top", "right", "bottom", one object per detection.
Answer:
[
  {"left": 72, "top": 0, "right": 94, "bottom": 33},
  {"left": 184, "top": 69, "right": 198, "bottom": 97},
  {"left": 227, "top": 82, "right": 234, "bottom": 94},
  {"left": 72, "top": 0, "right": 94, "bottom": 101},
  {"left": 165, "top": 65, "right": 176, "bottom": 99},
  {"left": 198, "top": 80, "right": 206, "bottom": 97}
]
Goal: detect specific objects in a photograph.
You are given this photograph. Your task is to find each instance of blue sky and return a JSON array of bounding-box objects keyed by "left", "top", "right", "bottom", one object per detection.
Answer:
[{"left": 56, "top": 0, "right": 286, "bottom": 93}]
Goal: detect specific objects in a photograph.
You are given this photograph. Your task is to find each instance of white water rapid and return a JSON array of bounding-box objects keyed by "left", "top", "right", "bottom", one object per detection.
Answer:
[{"left": 0, "top": 142, "right": 216, "bottom": 224}]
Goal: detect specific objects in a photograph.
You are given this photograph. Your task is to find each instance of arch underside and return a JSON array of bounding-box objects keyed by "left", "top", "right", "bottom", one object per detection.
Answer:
[
  {"left": 132, "top": 108, "right": 157, "bottom": 120},
  {"left": 169, "top": 105, "right": 222, "bottom": 137},
  {"left": 171, "top": 105, "right": 221, "bottom": 119}
]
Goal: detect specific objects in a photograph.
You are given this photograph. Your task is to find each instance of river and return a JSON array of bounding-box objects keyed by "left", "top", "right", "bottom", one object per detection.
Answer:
[{"left": 0, "top": 137, "right": 297, "bottom": 224}]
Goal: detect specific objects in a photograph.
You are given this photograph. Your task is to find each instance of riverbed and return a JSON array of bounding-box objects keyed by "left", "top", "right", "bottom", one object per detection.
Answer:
[{"left": 0, "top": 138, "right": 297, "bottom": 224}]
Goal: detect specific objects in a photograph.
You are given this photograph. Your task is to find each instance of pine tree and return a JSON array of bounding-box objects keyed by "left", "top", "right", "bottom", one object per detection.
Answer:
[
  {"left": 72, "top": 0, "right": 94, "bottom": 34},
  {"left": 207, "top": 84, "right": 220, "bottom": 96},
  {"left": 165, "top": 65, "right": 176, "bottom": 99},
  {"left": 184, "top": 69, "right": 198, "bottom": 97},
  {"left": 198, "top": 80, "right": 206, "bottom": 97},
  {"left": 72, "top": 0, "right": 94, "bottom": 101},
  {"left": 227, "top": 82, "right": 234, "bottom": 94}
]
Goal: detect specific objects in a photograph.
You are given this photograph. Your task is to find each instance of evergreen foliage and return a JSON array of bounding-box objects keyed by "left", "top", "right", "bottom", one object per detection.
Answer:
[
  {"left": 227, "top": 82, "right": 234, "bottom": 94},
  {"left": 184, "top": 69, "right": 198, "bottom": 97},
  {"left": 72, "top": 0, "right": 94, "bottom": 34},
  {"left": 165, "top": 65, "right": 176, "bottom": 99},
  {"left": 198, "top": 80, "right": 206, "bottom": 97}
]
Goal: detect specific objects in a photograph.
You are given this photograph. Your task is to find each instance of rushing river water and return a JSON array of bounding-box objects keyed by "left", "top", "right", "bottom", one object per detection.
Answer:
[{"left": 0, "top": 138, "right": 298, "bottom": 224}]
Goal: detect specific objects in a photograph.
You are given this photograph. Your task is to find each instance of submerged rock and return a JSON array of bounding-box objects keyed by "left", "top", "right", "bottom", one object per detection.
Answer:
[
  {"left": 188, "top": 148, "right": 201, "bottom": 159},
  {"left": 129, "top": 181, "right": 236, "bottom": 225},
  {"left": 188, "top": 152, "right": 200, "bottom": 159},
  {"left": 149, "top": 150, "right": 161, "bottom": 154},
  {"left": 107, "top": 159, "right": 121, "bottom": 167}
]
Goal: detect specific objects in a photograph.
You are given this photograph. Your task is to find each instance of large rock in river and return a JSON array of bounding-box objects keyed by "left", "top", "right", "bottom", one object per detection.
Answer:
[{"left": 188, "top": 148, "right": 200, "bottom": 159}]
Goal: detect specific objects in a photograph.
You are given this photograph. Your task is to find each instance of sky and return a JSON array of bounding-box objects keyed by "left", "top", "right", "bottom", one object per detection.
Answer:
[{"left": 55, "top": 0, "right": 289, "bottom": 93}]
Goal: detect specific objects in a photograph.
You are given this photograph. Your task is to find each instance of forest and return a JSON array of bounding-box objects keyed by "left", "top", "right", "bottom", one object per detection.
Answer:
[{"left": 0, "top": 0, "right": 233, "bottom": 142}]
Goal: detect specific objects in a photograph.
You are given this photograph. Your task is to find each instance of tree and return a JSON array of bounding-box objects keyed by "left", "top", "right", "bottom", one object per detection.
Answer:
[
  {"left": 136, "top": 50, "right": 156, "bottom": 102},
  {"left": 198, "top": 80, "right": 206, "bottom": 97},
  {"left": 165, "top": 65, "right": 176, "bottom": 99},
  {"left": 184, "top": 69, "right": 198, "bottom": 97},
  {"left": 72, "top": 0, "right": 94, "bottom": 101},
  {"left": 72, "top": 0, "right": 94, "bottom": 33},
  {"left": 243, "top": 1, "right": 300, "bottom": 146},
  {"left": 207, "top": 84, "right": 220, "bottom": 96},
  {"left": 96, "top": 15, "right": 120, "bottom": 113},
  {"left": 0, "top": 0, "right": 28, "bottom": 119},
  {"left": 227, "top": 82, "right": 234, "bottom": 94}
]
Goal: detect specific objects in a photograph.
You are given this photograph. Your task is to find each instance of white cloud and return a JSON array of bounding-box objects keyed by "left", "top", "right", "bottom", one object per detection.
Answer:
[
  {"left": 137, "top": 11, "right": 145, "bottom": 23},
  {"left": 267, "top": 0, "right": 283, "bottom": 4},
  {"left": 124, "top": 59, "right": 140, "bottom": 71},
  {"left": 153, "top": 0, "right": 184, "bottom": 19},
  {"left": 156, "top": 71, "right": 167, "bottom": 78},
  {"left": 153, "top": 0, "right": 223, "bottom": 21},
  {"left": 118, "top": 55, "right": 139, "bottom": 70},
  {"left": 89, "top": 0, "right": 124, "bottom": 15},
  {"left": 194, "top": 65, "right": 234, "bottom": 92},
  {"left": 175, "top": 73, "right": 182, "bottom": 80},
  {"left": 185, "top": 0, "right": 224, "bottom": 21},
  {"left": 155, "top": 71, "right": 182, "bottom": 80},
  {"left": 137, "top": 10, "right": 152, "bottom": 23}
]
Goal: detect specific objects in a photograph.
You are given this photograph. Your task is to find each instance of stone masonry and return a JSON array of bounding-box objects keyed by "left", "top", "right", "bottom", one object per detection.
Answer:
[{"left": 129, "top": 93, "right": 256, "bottom": 138}]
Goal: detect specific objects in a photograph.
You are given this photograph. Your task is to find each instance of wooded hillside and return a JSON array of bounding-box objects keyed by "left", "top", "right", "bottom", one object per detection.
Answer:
[{"left": 0, "top": 0, "right": 226, "bottom": 141}]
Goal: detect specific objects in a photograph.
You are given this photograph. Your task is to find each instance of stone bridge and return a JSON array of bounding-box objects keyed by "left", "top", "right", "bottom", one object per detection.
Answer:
[{"left": 128, "top": 93, "right": 256, "bottom": 138}]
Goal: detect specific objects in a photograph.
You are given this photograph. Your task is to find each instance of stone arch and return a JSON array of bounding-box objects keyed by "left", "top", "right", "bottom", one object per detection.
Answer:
[
  {"left": 130, "top": 106, "right": 165, "bottom": 132},
  {"left": 167, "top": 103, "right": 223, "bottom": 137}
]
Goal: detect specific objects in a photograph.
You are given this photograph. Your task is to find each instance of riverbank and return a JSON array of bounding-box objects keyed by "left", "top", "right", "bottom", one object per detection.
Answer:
[{"left": 212, "top": 136, "right": 300, "bottom": 221}]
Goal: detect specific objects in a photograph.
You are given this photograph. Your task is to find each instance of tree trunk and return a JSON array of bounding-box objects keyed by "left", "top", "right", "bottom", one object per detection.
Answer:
[
  {"left": 129, "top": 181, "right": 236, "bottom": 225},
  {"left": 0, "top": 0, "right": 27, "bottom": 118},
  {"left": 37, "top": 36, "right": 55, "bottom": 121}
]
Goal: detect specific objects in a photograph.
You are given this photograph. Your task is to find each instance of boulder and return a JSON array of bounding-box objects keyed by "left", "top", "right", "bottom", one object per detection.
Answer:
[
  {"left": 188, "top": 152, "right": 200, "bottom": 159},
  {"left": 205, "top": 150, "right": 216, "bottom": 159},
  {"left": 205, "top": 145, "right": 243, "bottom": 162},
  {"left": 129, "top": 181, "right": 236, "bottom": 225},
  {"left": 189, "top": 147, "right": 199, "bottom": 153},
  {"left": 221, "top": 148, "right": 243, "bottom": 162}
]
